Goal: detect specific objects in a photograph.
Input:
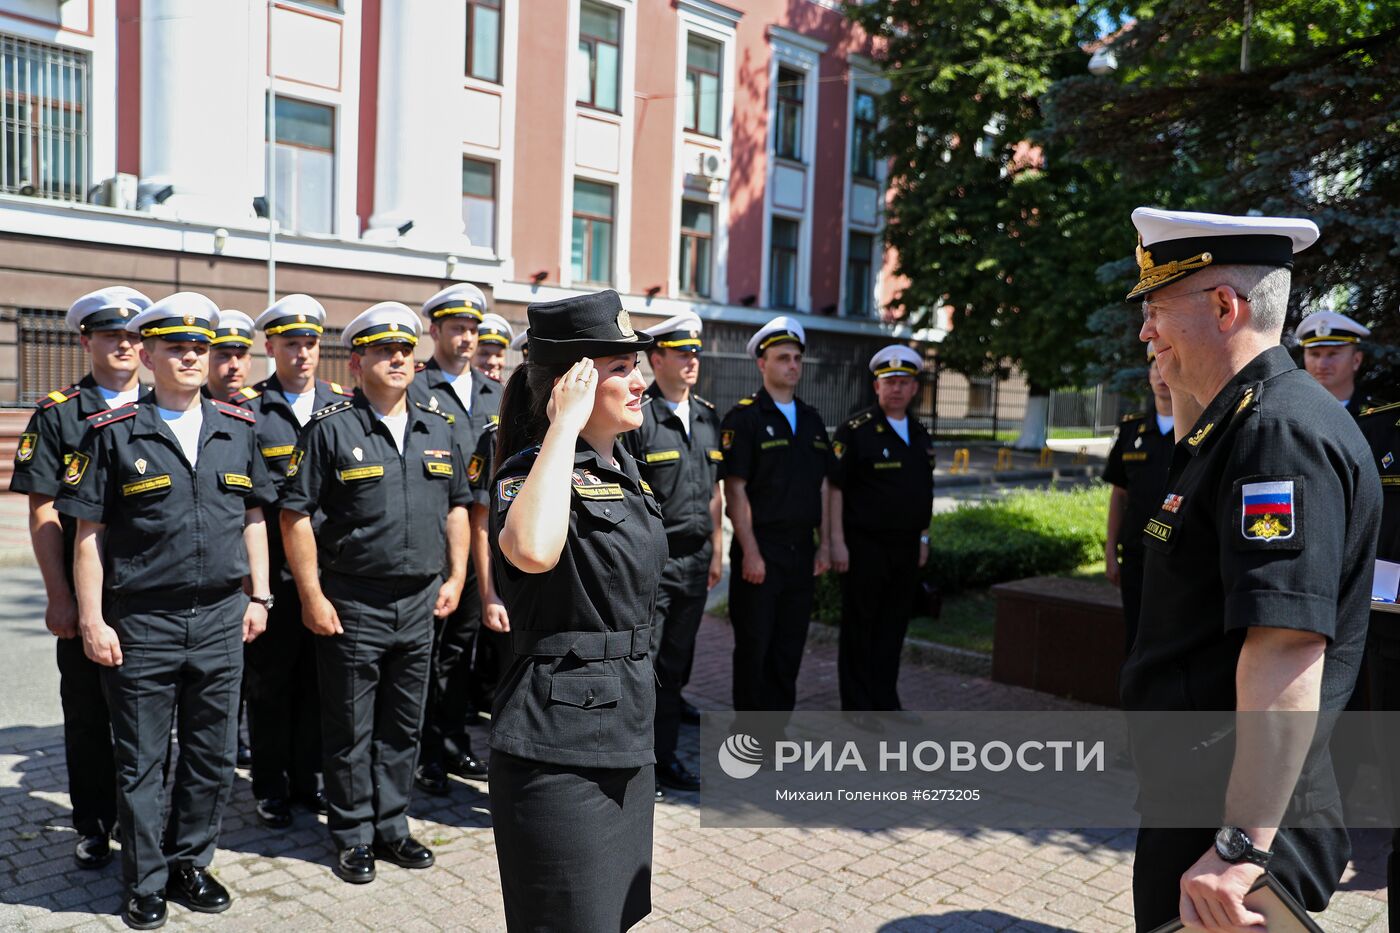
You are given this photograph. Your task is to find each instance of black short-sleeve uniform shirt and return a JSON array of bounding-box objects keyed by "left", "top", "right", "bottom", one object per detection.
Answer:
[
  {"left": 279, "top": 396, "right": 471, "bottom": 582},
  {"left": 620, "top": 382, "right": 722, "bottom": 553},
  {"left": 829, "top": 406, "right": 934, "bottom": 534},
  {"left": 406, "top": 360, "right": 502, "bottom": 463},
  {"left": 1123, "top": 346, "right": 1380, "bottom": 715},
  {"left": 1102, "top": 412, "right": 1176, "bottom": 560},
  {"left": 233, "top": 375, "right": 353, "bottom": 577},
  {"left": 11, "top": 376, "right": 129, "bottom": 588},
  {"left": 719, "top": 387, "right": 833, "bottom": 534},
  {"left": 487, "top": 440, "right": 667, "bottom": 768},
  {"left": 466, "top": 421, "right": 498, "bottom": 509},
  {"left": 54, "top": 396, "right": 278, "bottom": 598},
  {"left": 1357, "top": 402, "right": 1400, "bottom": 645}
]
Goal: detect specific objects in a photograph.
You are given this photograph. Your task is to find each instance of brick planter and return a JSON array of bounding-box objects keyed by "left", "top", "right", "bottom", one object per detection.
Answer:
[{"left": 990, "top": 576, "right": 1125, "bottom": 707}]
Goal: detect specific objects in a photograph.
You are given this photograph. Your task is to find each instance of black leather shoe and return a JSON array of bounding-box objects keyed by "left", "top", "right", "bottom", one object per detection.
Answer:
[
  {"left": 373, "top": 836, "right": 435, "bottom": 869},
  {"left": 74, "top": 832, "right": 112, "bottom": 870},
  {"left": 295, "top": 789, "right": 329, "bottom": 815},
  {"left": 236, "top": 742, "right": 252, "bottom": 769},
  {"left": 123, "top": 891, "right": 166, "bottom": 930},
  {"left": 335, "top": 844, "right": 376, "bottom": 884},
  {"left": 167, "top": 866, "right": 231, "bottom": 914},
  {"left": 680, "top": 698, "right": 702, "bottom": 725},
  {"left": 656, "top": 758, "right": 702, "bottom": 792},
  {"left": 445, "top": 751, "right": 488, "bottom": 779},
  {"left": 414, "top": 763, "right": 451, "bottom": 796},
  {"left": 255, "top": 797, "right": 293, "bottom": 828}
]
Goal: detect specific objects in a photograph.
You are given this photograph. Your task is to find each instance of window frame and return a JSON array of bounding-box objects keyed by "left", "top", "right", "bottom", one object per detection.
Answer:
[
  {"left": 852, "top": 89, "right": 878, "bottom": 180},
  {"left": 768, "top": 216, "right": 800, "bottom": 310},
  {"left": 0, "top": 36, "right": 90, "bottom": 202},
  {"left": 576, "top": 0, "right": 622, "bottom": 114},
  {"left": 683, "top": 34, "right": 722, "bottom": 138},
  {"left": 461, "top": 157, "right": 497, "bottom": 251},
  {"left": 845, "top": 232, "right": 875, "bottom": 317},
  {"left": 774, "top": 66, "right": 805, "bottom": 163},
  {"left": 572, "top": 178, "right": 616, "bottom": 286},
  {"left": 269, "top": 94, "right": 336, "bottom": 236},
  {"left": 678, "top": 199, "right": 714, "bottom": 298},
  {"left": 465, "top": 0, "right": 503, "bottom": 84}
]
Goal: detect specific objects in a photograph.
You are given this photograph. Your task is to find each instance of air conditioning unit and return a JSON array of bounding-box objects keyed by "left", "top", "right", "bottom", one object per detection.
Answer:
[
  {"left": 697, "top": 151, "right": 729, "bottom": 180},
  {"left": 94, "top": 173, "right": 138, "bottom": 210}
]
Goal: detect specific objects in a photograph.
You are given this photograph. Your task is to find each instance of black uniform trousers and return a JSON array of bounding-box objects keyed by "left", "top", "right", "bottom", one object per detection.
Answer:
[
  {"left": 490, "top": 750, "right": 654, "bottom": 933},
  {"left": 56, "top": 636, "right": 118, "bottom": 837},
  {"left": 420, "top": 564, "right": 482, "bottom": 767},
  {"left": 317, "top": 571, "right": 436, "bottom": 849},
  {"left": 101, "top": 588, "right": 244, "bottom": 897},
  {"left": 1119, "top": 548, "right": 1146, "bottom": 655},
  {"left": 1132, "top": 821, "right": 1350, "bottom": 931},
  {"left": 729, "top": 529, "right": 815, "bottom": 712},
  {"left": 838, "top": 528, "right": 919, "bottom": 711},
  {"left": 652, "top": 544, "right": 710, "bottom": 764},
  {"left": 244, "top": 576, "right": 321, "bottom": 800},
  {"left": 1365, "top": 627, "right": 1400, "bottom": 927}
]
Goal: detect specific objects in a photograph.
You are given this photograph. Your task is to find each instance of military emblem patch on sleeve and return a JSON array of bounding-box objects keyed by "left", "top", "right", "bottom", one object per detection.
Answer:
[
  {"left": 63, "top": 451, "right": 90, "bottom": 486},
  {"left": 833, "top": 441, "right": 846, "bottom": 460},
  {"left": 468, "top": 453, "right": 484, "bottom": 483},
  {"left": 497, "top": 476, "right": 524, "bottom": 505},
  {"left": 16, "top": 433, "right": 37, "bottom": 462},
  {"left": 1241, "top": 480, "right": 1295, "bottom": 541},
  {"left": 286, "top": 448, "right": 305, "bottom": 478},
  {"left": 721, "top": 429, "right": 734, "bottom": 450}
]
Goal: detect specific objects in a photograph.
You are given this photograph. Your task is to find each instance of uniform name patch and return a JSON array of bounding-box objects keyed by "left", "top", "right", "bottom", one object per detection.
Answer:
[
  {"left": 874, "top": 461, "right": 903, "bottom": 470},
  {"left": 1144, "top": 519, "right": 1172, "bottom": 542},
  {"left": 63, "top": 452, "right": 90, "bottom": 486},
  {"left": 467, "top": 454, "right": 484, "bottom": 483},
  {"left": 574, "top": 483, "right": 624, "bottom": 500},
  {"left": 760, "top": 438, "right": 789, "bottom": 450},
  {"left": 426, "top": 461, "right": 453, "bottom": 477},
  {"left": 222, "top": 473, "right": 253, "bottom": 488},
  {"left": 645, "top": 450, "right": 681, "bottom": 463},
  {"left": 122, "top": 475, "right": 172, "bottom": 496},
  {"left": 1122, "top": 452, "right": 1148, "bottom": 462},
  {"left": 338, "top": 465, "right": 385, "bottom": 482},
  {"left": 16, "top": 433, "right": 37, "bottom": 462},
  {"left": 813, "top": 440, "right": 829, "bottom": 451},
  {"left": 707, "top": 449, "right": 724, "bottom": 463},
  {"left": 1241, "top": 480, "right": 1294, "bottom": 541},
  {"left": 640, "top": 480, "right": 655, "bottom": 496},
  {"left": 261, "top": 444, "right": 295, "bottom": 459}
]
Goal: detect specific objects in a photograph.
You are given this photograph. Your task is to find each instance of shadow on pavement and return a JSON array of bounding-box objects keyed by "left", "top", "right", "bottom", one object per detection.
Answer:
[{"left": 879, "top": 915, "right": 1067, "bottom": 931}]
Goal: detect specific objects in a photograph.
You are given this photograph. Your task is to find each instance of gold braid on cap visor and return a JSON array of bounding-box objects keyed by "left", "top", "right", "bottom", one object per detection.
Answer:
[
  {"left": 477, "top": 332, "right": 511, "bottom": 347},
  {"left": 140, "top": 323, "right": 216, "bottom": 339},
  {"left": 428, "top": 302, "right": 485, "bottom": 320},
  {"left": 1299, "top": 334, "right": 1360, "bottom": 346},
  {"left": 351, "top": 326, "right": 418, "bottom": 347},
  {"left": 1126, "top": 238, "right": 1214, "bottom": 300},
  {"left": 211, "top": 332, "right": 253, "bottom": 346},
  {"left": 874, "top": 363, "right": 919, "bottom": 377},
  {"left": 758, "top": 332, "right": 802, "bottom": 352},
  {"left": 657, "top": 338, "right": 703, "bottom": 350},
  {"left": 264, "top": 320, "right": 325, "bottom": 336}
]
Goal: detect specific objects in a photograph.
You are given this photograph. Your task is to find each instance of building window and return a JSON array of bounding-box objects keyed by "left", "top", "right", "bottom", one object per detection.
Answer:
[
  {"left": 576, "top": 1, "right": 621, "bottom": 113},
  {"left": 462, "top": 158, "right": 496, "bottom": 250},
  {"left": 571, "top": 179, "right": 615, "bottom": 285},
  {"left": 774, "top": 66, "right": 804, "bottom": 162},
  {"left": 846, "top": 232, "right": 875, "bottom": 317},
  {"left": 678, "top": 200, "right": 714, "bottom": 298},
  {"left": 852, "top": 90, "right": 878, "bottom": 180},
  {"left": 684, "top": 35, "right": 721, "bottom": 138},
  {"left": 769, "top": 217, "right": 799, "bottom": 309},
  {"left": 466, "top": 0, "right": 502, "bottom": 83},
  {"left": 0, "top": 36, "right": 89, "bottom": 202},
  {"left": 269, "top": 96, "right": 335, "bottom": 235}
]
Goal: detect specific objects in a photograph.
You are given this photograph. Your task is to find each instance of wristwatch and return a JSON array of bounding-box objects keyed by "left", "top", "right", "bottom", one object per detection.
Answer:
[
  {"left": 1214, "top": 826, "right": 1272, "bottom": 868},
  {"left": 250, "top": 593, "right": 276, "bottom": 611}
]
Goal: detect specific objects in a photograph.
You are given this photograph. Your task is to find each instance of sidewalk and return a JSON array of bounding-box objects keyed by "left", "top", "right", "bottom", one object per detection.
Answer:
[{"left": 0, "top": 605, "right": 1387, "bottom": 931}]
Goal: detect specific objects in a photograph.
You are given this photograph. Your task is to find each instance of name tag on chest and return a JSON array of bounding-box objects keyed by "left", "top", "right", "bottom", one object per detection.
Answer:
[
  {"left": 123, "top": 475, "right": 172, "bottom": 496},
  {"left": 338, "top": 465, "right": 385, "bottom": 482}
]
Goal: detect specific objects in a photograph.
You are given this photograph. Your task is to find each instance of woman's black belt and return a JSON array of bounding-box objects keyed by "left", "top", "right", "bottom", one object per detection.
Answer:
[{"left": 512, "top": 625, "right": 653, "bottom": 660}]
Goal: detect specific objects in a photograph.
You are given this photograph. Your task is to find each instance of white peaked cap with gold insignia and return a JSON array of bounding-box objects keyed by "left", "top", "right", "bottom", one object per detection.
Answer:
[
  {"left": 746, "top": 315, "right": 806, "bottom": 358},
  {"left": 212, "top": 309, "right": 256, "bottom": 347},
  {"left": 66, "top": 286, "right": 153, "bottom": 334},
  {"left": 423, "top": 282, "right": 488, "bottom": 321},
  {"left": 1127, "top": 208, "right": 1319, "bottom": 300},
  {"left": 869, "top": 344, "right": 923, "bottom": 378},
  {"left": 132, "top": 292, "right": 220, "bottom": 343},
  {"left": 478, "top": 312, "right": 515, "bottom": 347},
  {"left": 343, "top": 301, "right": 420, "bottom": 349},
  {"left": 644, "top": 311, "right": 705, "bottom": 352},
  {"left": 256, "top": 294, "right": 326, "bottom": 337},
  {"left": 1295, "top": 310, "right": 1369, "bottom": 348}
]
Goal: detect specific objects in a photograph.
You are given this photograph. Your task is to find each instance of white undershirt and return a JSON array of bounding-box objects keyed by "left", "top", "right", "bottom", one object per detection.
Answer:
[
  {"left": 662, "top": 397, "right": 690, "bottom": 437},
  {"left": 158, "top": 405, "right": 204, "bottom": 467},
  {"left": 283, "top": 389, "right": 316, "bottom": 427},
  {"left": 1155, "top": 413, "right": 1175, "bottom": 436},
  {"left": 774, "top": 399, "right": 798, "bottom": 435},
  {"left": 98, "top": 385, "right": 141, "bottom": 409},
  {"left": 439, "top": 368, "right": 473, "bottom": 414},
  {"left": 886, "top": 415, "right": 910, "bottom": 445},
  {"left": 375, "top": 409, "right": 408, "bottom": 454}
]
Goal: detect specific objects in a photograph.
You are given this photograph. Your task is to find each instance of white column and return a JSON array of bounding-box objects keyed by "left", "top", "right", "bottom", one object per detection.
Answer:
[
  {"left": 363, "top": 1, "right": 470, "bottom": 251},
  {"left": 139, "top": 0, "right": 258, "bottom": 223}
]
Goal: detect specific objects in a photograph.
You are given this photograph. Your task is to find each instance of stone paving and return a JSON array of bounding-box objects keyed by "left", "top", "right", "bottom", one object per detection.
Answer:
[{"left": 0, "top": 611, "right": 1389, "bottom": 932}]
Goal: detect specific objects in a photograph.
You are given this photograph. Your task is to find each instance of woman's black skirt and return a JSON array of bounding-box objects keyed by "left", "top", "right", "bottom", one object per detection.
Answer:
[{"left": 489, "top": 750, "right": 655, "bottom": 932}]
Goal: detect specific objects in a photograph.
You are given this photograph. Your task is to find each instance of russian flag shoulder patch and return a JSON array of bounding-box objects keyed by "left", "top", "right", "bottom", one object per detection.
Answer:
[{"left": 1241, "top": 479, "right": 1295, "bottom": 541}]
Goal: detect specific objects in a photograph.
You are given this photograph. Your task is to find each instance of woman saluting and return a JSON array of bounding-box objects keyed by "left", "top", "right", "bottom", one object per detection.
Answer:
[{"left": 488, "top": 290, "right": 667, "bottom": 932}]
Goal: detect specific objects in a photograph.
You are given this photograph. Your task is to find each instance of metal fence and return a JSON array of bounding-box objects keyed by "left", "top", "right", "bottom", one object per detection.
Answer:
[{"left": 17, "top": 308, "right": 85, "bottom": 404}]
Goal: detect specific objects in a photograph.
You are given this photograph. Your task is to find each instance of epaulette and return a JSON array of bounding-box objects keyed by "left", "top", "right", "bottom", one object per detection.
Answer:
[
  {"left": 1120, "top": 411, "right": 1148, "bottom": 423},
  {"left": 312, "top": 399, "right": 355, "bottom": 421},
  {"left": 737, "top": 394, "right": 756, "bottom": 407},
  {"left": 213, "top": 399, "right": 256, "bottom": 423},
  {"left": 414, "top": 400, "right": 451, "bottom": 419},
  {"left": 89, "top": 402, "right": 138, "bottom": 429},
  {"left": 39, "top": 384, "right": 81, "bottom": 409},
  {"left": 1359, "top": 400, "right": 1400, "bottom": 418},
  {"left": 414, "top": 362, "right": 427, "bottom": 373},
  {"left": 846, "top": 411, "right": 873, "bottom": 429},
  {"left": 500, "top": 446, "right": 541, "bottom": 470},
  {"left": 326, "top": 381, "right": 353, "bottom": 397},
  {"left": 236, "top": 386, "right": 261, "bottom": 402},
  {"left": 694, "top": 394, "right": 715, "bottom": 410}
]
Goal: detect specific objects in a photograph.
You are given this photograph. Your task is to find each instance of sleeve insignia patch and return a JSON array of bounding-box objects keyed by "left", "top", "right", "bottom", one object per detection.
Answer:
[
  {"left": 16, "top": 433, "right": 36, "bottom": 462},
  {"left": 721, "top": 429, "right": 734, "bottom": 450},
  {"left": 467, "top": 453, "right": 484, "bottom": 483},
  {"left": 286, "top": 448, "right": 305, "bottom": 478},
  {"left": 64, "top": 451, "right": 90, "bottom": 486},
  {"left": 498, "top": 476, "right": 524, "bottom": 503},
  {"left": 1241, "top": 480, "right": 1294, "bottom": 541}
]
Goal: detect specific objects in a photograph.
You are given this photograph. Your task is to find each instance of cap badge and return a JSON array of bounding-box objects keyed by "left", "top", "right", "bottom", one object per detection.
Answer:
[
  {"left": 352, "top": 447, "right": 363, "bottom": 461},
  {"left": 389, "top": 322, "right": 399, "bottom": 332},
  {"left": 1318, "top": 323, "right": 1331, "bottom": 336},
  {"left": 135, "top": 458, "right": 147, "bottom": 475},
  {"left": 617, "top": 308, "right": 634, "bottom": 337},
  {"left": 184, "top": 314, "right": 196, "bottom": 325},
  {"left": 119, "top": 308, "right": 130, "bottom": 317},
  {"left": 297, "top": 314, "right": 306, "bottom": 323}
]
